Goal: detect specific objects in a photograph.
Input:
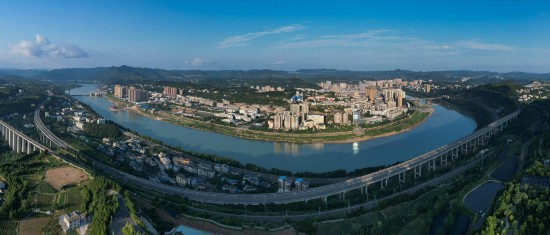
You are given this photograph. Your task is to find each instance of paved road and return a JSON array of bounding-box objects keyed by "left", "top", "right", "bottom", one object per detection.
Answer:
[{"left": 112, "top": 193, "right": 144, "bottom": 235}]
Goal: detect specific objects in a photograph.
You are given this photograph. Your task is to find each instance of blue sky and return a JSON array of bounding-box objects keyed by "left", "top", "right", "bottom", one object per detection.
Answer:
[{"left": 1, "top": 1, "right": 549, "bottom": 72}]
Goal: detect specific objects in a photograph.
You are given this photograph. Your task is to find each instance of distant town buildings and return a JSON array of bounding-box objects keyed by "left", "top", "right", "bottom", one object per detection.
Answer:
[
  {"left": 253, "top": 85, "right": 284, "bottom": 92},
  {"left": 111, "top": 78, "right": 417, "bottom": 134}
]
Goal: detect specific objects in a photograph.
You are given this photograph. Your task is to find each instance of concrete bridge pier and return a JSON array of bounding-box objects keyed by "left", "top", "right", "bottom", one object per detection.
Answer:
[
  {"left": 441, "top": 153, "right": 448, "bottom": 165},
  {"left": 20, "top": 138, "right": 26, "bottom": 153},
  {"left": 8, "top": 129, "right": 13, "bottom": 147},
  {"left": 414, "top": 165, "right": 422, "bottom": 178},
  {"left": 478, "top": 135, "right": 484, "bottom": 146},
  {"left": 428, "top": 159, "right": 436, "bottom": 172},
  {"left": 27, "top": 141, "right": 32, "bottom": 154},
  {"left": 339, "top": 192, "right": 346, "bottom": 200},
  {"left": 452, "top": 148, "right": 458, "bottom": 160},
  {"left": 461, "top": 142, "right": 469, "bottom": 154},
  {"left": 399, "top": 172, "right": 406, "bottom": 183},
  {"left": 380, "top": 178, "right": 388, "bottom": 188},
  {"left": 15, "top": 135, "right": 21, "bottom": 153},
  {"left": 361, "top": 185, "right": 369, "bottom": 196}
]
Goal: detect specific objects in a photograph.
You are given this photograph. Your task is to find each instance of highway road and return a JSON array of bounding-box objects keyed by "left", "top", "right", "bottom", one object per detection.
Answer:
[{"left": 34, "top": 97, "right": 520, "bottom": 205}]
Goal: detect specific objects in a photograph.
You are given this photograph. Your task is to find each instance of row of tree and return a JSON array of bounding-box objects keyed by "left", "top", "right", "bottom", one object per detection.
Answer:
[{"left": 80, "top": 177, "right": 121, "bottom": 235}]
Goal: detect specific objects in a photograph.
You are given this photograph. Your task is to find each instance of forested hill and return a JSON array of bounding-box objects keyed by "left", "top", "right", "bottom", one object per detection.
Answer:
[{"left": 2, "top": 66, "right": 550, "bottom": 84}]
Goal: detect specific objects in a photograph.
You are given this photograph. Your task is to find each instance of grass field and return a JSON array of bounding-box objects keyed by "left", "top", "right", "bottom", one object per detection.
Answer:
[
  {"left": 41, "top": 213, "right": 63, "bottom": 235},
  {"left": 63, "top": 189, "right": 83, "bottom": 212},
  {"left": 0, "top": 221, "right": 19, "bottom": 235},
  {"left": 36, "top": 181, "right": 57, "bottom": 194},
  {"left": 35, "top": 193, "right": 56, "bottom": 211},
  {"left": 56, "top": 192, "right": 66, "bottom": 209},
  {"left": 19, "top": 217, "right": 51, "bottom": 235}
]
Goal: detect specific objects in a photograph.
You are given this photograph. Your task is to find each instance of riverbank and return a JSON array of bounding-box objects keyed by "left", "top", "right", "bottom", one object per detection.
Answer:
[{"left": 106, "top": 95, "right": 433, "bottom": 144}]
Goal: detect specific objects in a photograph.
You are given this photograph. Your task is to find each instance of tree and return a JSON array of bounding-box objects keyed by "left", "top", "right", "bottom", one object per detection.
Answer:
[
  {"left": 484, "top": 216, "right": 498, "bottom": 235},
  {"left": 122, "top": 222, "right": 143, "bottom": 235}
]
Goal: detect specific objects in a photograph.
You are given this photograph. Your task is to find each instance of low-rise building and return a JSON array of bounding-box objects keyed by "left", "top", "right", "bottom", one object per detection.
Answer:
[
  {"left": 176, "top": 174, "right": 188, "bottom": 186},
  {"left": 278, "top": 176, "right": 292, "bottom": 192},
  {"left": 294, "top": 178, "right": 310, "bottom": 190},
  {"left": 59, "top": 210, "right": 82, "bottom": 233}
]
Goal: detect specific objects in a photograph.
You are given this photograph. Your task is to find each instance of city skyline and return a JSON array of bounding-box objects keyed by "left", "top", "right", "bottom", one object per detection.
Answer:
[{"left": 1, "top": 1, "right": 550, "bottom": 72}]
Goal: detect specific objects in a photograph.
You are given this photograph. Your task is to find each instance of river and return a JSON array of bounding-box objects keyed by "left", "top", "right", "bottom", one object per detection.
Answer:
[{"left": 69, "top": 84, "right": 477, "bottom": 173}]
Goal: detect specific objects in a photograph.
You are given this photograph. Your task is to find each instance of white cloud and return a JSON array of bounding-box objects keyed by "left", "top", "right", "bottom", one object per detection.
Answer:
[
  {"left": 453, "top": 40, "right": 514, "bottom": 51},
  {"left": 9, "top": 34, "right": 89, "bottom": 58},
  {"left": 218, "top": 24, "right": 306, "bottom": 48},
  {"left": 185, "top": 57, "right": 205, "bottom": 66}
]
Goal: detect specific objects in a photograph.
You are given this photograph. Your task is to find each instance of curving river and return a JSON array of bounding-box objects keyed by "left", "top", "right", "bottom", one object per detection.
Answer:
[{"left": 70, "top": 84, "right": 477, "bottom": 173}]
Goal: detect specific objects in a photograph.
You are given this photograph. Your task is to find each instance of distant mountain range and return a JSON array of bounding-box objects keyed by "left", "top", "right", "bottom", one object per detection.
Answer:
[{"left": 1, "top": 66, "right": 549, "bottom": 84}]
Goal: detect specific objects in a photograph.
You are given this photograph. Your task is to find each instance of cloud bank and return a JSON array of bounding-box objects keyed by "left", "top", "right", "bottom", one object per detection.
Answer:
[{"left": 9, "top": 35, "right": 89, "bottom": 58}]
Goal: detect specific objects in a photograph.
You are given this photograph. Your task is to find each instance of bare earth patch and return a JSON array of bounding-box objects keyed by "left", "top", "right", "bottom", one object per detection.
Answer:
[
  {"left": 44, "top": 166, "right": 88, "bottom": 190},
  {"left": 19, "top": 217, "right": 51, "bottom": 235}
]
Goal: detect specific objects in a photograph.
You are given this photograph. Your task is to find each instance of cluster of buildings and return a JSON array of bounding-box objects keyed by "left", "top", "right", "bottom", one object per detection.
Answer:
[
  {"left": 301, "top": 79, "right": 413, "bottom": 125},
  {"left": 114, "top": 84, "right": 149, "bottom": 103},
  {"left": 268, "top": 102, "right": 326, "bottom": 131},
  {"left": 253, "top": 85, "right": 285, "bottom": 92},
  {"left": 96, "top": 133, "right": 278, "bottom": 193},
  {"left": 112, "top": 80, "right": 424, "bottom": 134},
  {"left": 45, "top": 101, "right": 105, "bottom": 131},
  {"left": 139, "top": 86, "right": 270, "bottom": 126},
  {"left": 71, "top": 111, "right": 105, "bottom": 130},
  {"left": 517, "top": 81, "right": 549, "bottom": 102},
  {"left": 172, "top": 156, "right": 229, "bottom": 179},
  {"left": 277, "top": 176, "right": 309, "bottom": 192}
]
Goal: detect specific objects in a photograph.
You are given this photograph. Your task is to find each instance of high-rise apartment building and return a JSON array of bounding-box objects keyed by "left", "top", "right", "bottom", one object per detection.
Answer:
[
  {"left": 127, "top": 87, "right": 149, "bottom": 102},
  {"left": 163, "top": 86, "right": 178, "bottom": 97},
  {"left": 114, "top": 85, "right": 127, "bottom": 99},
  {"left": 365, "top": 86, "right": 377, "bottom": 103}
]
